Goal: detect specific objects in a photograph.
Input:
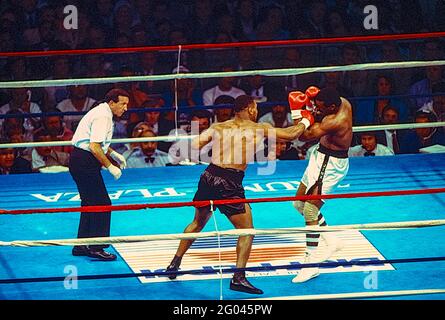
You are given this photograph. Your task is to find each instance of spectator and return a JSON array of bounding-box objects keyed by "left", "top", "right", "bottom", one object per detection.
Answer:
[
  {"left": 325, "top": 10, "right": 350, "bottom": 37},
  {"left": 124, "top": 128, "right": 170, "bottom": 168},
  {"left": 18, "top": 0, "right": 40, "bottom": 30},
  {"left": 419, "top": 82, "right": 445, "bottom": 122},
  {"left": 268, "top": 138, "right": 299, "bottom": 161},
  {"left": 168, "top": 110, "right": 213, "bottom": 165},
  {"left": 233, "top": 0, "right": 258, "bottom": 41},
  {"left": 0, "top": 88, "right": 42, "bottom": 134},
  {"left": 259, "top": 103, "right": 292, "bottom": 128},
  {"left": 349, "top": 132, "right": 394, "bottom": 157},
  {"left": 113, "top": 67, "right": 153, "bottom": 126},
  {"left": 79, "top": 24, "right": 109, "bottom": 49},
  {"left": 280, "top": 47, "right": 320, "bottom": 93},
  {"left": 341, "top": 44, "right": 370, "bottom": 97},
  {"left": 0, "top": 141, "right": 32, "bottom": 175},
  {"left": 34, "top": 108, "right": 74, "bottom": 154},
  {"left": 305, "top": 1, "right": 327, "bottom": 38},
  {"left": 235, "top": 46, "right": 261, "bottom": 89},
  {"left": 44, "top": 56, "right": 71, "bottom": 109},
  {"left": 186, "top": 0, "right": 216, "bottom": 44},
  {"left": 399, "top": 111, "right": 445, "bottom": 154},
  {"left": 56, "top": 85, "right": 96, "bottom": 131},
  {"left": 409, "top": 66, "right": 444, "bottom": 112},
  {"left": 354, "top": 74, "right": 409, "bottom": 125},
  {"left": 255, "top": 5, "right": 289, "bottom": 41},
  {"left": 375, "top": 105, "right": 403, "bottom": 155},
  {"left": 136, "top": 51, "right": 169, "bottom": 95},
  {"left": 202, "top": 65, "right": 245, "bottom": 108},
  {"left": 216, "top": 13, "right": 237, "bottom": 42},
  {"left": 112, "top": 1, "right": 137, "bottom": 39},
  {"left": 0, "top": 110, "right": 33, "bottom": 142},
  {"left": 162, "top": 66, "right": 202, "bottom": 132},
  {"left": 320, "top": 60, "right": 353, "bottom": 97},
  {"left": 213, "top": 95, "right": 234, "bottom": 123},
  {"left": 240, "top": 73, "right": 277, "bottom": 103},
  {"left": 31, "top": 129, "right": 70, "bottom": 172},
  {"left": 125, "top": 121, "right": 153, "bottom": 152},
  {"left": 91, "top": 0, "right": 115, "bottom": 31},
  {"left": 81, "top": 54, "right": 114, "bottom": 100}
]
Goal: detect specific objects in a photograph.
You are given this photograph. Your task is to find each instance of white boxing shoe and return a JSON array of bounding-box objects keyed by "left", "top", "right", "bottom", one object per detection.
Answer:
[
  {"left": 292, "top": 253, "right": 320, "bottom": 283},
  {"left": 317, "top": 233, "right": 344, "bottom": 262}
]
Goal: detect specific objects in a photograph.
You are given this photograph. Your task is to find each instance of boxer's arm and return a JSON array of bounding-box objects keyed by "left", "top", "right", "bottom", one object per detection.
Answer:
[{"left": 191, "top": 126, "right": 214, "bottom": 150}]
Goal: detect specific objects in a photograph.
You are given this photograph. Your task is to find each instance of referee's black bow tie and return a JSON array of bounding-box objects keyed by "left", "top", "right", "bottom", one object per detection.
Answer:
[
  {"left": 145, "top": 157, "right": 155, "bottom": 163},
  {"left": 364, "top": 152, "right": 375, "bottom": 156}
]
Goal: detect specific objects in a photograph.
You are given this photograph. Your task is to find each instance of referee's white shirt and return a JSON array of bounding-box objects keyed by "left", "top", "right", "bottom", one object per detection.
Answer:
[{"left": 71, "top": 102, "right": 114, "bottom": 154}]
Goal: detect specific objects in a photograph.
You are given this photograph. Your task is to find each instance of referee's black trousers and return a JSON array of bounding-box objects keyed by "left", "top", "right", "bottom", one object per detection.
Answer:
[{"left": 69, "top": 147, "right": 111, "bottom": 250}]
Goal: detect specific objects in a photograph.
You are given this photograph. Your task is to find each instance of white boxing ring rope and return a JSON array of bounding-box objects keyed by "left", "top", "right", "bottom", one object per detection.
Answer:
[
  {"left": 1, "top": 122, "right": 445, "bottom": 150},
  {"left": 1, "top": 219, "right": 444, "bottom": 247}
]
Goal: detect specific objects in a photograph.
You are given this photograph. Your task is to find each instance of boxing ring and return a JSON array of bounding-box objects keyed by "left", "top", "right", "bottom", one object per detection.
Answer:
[
  {"left": 1, "top": 31, "right": 445, "bottom": 301},
  {"left": 1, "top": 153, "right": 445, "bottom": 300}
]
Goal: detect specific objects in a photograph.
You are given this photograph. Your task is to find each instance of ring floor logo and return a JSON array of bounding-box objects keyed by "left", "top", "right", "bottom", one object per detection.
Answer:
[{"left": 113, "top": 231, "right": 394, "bottom": 283}]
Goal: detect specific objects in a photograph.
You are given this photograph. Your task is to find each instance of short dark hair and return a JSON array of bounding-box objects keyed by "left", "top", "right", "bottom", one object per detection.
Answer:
[
  {"left": 315, "top": 88, "right": 341, "bottom": 107},
  {"left": 34, "top": 129, "right": 51, "bottom": 141},
  {"left": 360, "top": 131, "right": 377, "bottom": 138},
  {"left": 190, "top": 110, "right": 212, "bottom": 121},
  {"left": 105, "top": 88, "right": 130, "bottom": 103},
  {"left": 382, "top": 104, "right": 399, "bottom": 116},
  {"left": 415, "top": 111, "right": 436, "bottom": 122},
  {"left": 234, "top": 95, "right": 254, "bottom": 113},
  {"left": 214, "top": 95, "right": 235, "bottom": 105}
]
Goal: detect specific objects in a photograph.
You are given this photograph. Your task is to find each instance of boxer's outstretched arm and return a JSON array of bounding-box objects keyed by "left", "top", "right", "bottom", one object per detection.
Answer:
[{"left": 191, "top": 126, "right": 215, "bottom": 150}]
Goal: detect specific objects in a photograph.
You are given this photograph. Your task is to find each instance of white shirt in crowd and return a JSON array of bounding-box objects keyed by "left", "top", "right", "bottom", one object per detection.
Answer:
[
  {"left": 202, "top": 86, "right": 246, "bottom": 107},
  {"left": 124, "top": 148, "right": 170, "bottom": 168},
  {"left": 56, "top": 97, "right": 96, "bottom": 131},
  {"left": 348, "top": 144, "right": 394, "bottom": 157},
  {"left": 71, "top": 102, "right": 113, "bottom": 154}
]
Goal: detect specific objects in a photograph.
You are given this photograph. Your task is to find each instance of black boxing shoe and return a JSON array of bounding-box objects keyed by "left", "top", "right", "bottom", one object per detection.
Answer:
[
  {"left": 230, "top": 273, "right": 263, "bottom": 295},
  {"left": 72, "top": 245, "right": 89, "bottom": 256},
  {"left": 87, "top": 249, "right": 117, "bottom": 261},
  {"left": 166, "top": 255, "right": 182, "bottom": 280}
]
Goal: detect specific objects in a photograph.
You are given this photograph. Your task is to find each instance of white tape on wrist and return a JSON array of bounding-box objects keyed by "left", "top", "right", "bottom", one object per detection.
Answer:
[{"left": 300, "top": 118, "right": 311, "bottom": 129}]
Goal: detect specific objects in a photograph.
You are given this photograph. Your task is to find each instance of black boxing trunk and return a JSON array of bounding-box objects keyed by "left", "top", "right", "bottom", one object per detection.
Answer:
[{"left": 193, "top": 163, "right": 249, "bottom": 216}]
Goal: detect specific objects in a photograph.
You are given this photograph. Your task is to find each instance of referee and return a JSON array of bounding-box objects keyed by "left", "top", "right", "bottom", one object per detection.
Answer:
[{"left": 69, "top": 88, "right": 129, "bottom": 260}]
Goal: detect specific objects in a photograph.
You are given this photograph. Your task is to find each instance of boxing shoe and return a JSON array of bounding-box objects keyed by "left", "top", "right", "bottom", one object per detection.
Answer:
[
  {"left": 318, "top": 232, "right": 344, "bottom": 262},
  {"left": 230, "top": 272, "right": 263, "bottom": 295},
  {"left": 166, "top": 255, "right": 182, "bottom": 280},
  {"left": 292, "top": 252, "right": 320, "bottom": 283}
]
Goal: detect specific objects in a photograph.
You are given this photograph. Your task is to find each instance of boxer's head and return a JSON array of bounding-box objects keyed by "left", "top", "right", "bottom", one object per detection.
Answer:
[
  {"left": 234, "top": 95, "right": 257, "bottom": 122},
  {"left": 314, "top": 88, "right": 341, "bottom": 121}
]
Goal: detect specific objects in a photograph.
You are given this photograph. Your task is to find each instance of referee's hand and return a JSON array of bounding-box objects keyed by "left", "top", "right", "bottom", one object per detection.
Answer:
[{"left": 107, "top": 164, "right": 122, "bottom": 180}]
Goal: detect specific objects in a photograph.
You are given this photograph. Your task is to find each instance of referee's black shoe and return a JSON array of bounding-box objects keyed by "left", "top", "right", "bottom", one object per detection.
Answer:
[
  {"left": 72, "top": 245, "right": 89, "bottom": 256},
  {"left": 87, "top": 249, "right": 117, "bottom": 261}
]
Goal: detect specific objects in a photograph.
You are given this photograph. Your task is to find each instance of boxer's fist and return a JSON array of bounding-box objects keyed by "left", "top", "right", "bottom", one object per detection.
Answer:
[
  {"left": 305, "top": 86, "right": 320, "bottom": 112},
  {"left": 300, "top": 110, "right": 314, "bottom": 129},
  {"left": 288, "top": 91, "right": 309, "bottom": 120}
]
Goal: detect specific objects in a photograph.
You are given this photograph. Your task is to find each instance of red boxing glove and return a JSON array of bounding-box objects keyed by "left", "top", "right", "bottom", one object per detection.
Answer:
[
  {"left": 305, "top": 86, "right": 320, "bottom": 112},
  {"left": 300, "top": 110, "right": 314, "bottom": 129},
  {"left": 288, "top": 91, "right": 309, "bottom": 120}
]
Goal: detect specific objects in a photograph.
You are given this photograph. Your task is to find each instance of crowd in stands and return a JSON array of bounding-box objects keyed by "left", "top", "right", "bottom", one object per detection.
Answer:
[{"left": 1, "top": 0, "right": 445, "bottom": 174}]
